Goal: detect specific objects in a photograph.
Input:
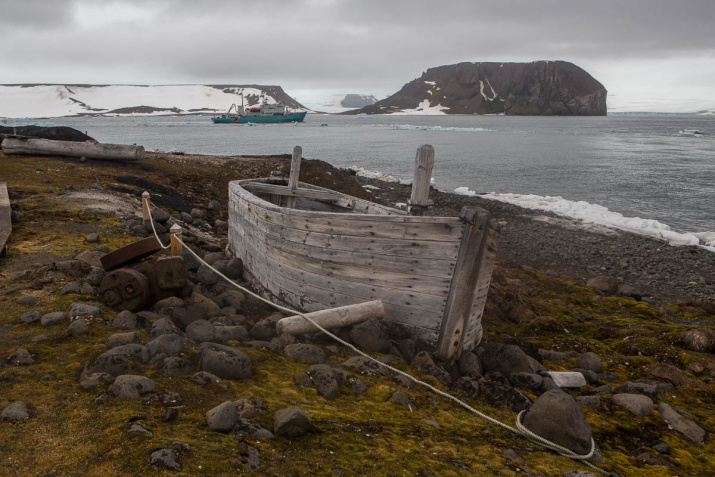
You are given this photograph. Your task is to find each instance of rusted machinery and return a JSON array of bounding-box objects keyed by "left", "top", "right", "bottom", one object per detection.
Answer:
[{"left": 99, "top": 237, "right": 187, "bottom": 312}]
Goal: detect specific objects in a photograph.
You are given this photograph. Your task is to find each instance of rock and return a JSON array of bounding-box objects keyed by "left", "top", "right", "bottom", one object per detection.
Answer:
[
  {"left": 521, "top": 389, "right": 593, "bottom": 455},
  {"left": 274, "top": 406, "right": 311, "bottom": 437},
  {"left": 180, "top": 211, "right": 194, "bottom": 224},
  {"left": 214, "top": 289, "right": 245, "bottom": 309},
  {"left": 674, "top": 329, "right": 715, "bottom": 353},
  {"left": 149, "top": 318, "right": 180, "bottom": 338},
  {"left": 225, "top": 258, "right": 243, "bottom": 279},
  {"left": 539, "top": 376, "right": 560, "bottom": 392},
  {"left": 563, "top": 472, "right": 599, "bottom": 477},
  {"left": 481, "top": 380, "right": 509, "bottom": 406},
  {"left": 94, "top": 393, "right": 108, "bottom": 405},
  {"left": 190, "top": 208, "right": 205, "bottom": 219},
  {"left": 451, "top": 377, "right": 480, "bottom": 399},
  {"left": 613, "top": 381, "right": 657, "bottom": 400},
  {"left": 162, "top": 407, "right": 179, "bottom": 422},
  {"left": 284, "top": 344, "right": 326, "bottom": 364},
  {"left": 231, "top": 418, "right": 274, "bottom": 439},
  {"left": 152, "top": 296, "right": 184, "bottom": 311},
  {"left": 60, "top": 280, "right": 96, "bottom": 296},
  {"left": 105, "top": 343, "right": 149, "bottom": 363},
  {"left": 196, "top": 263, "right": 221, "bottom": 286},
  {"left": 82, "top": 353, "right": 131, "bottom": 378},
  {"left": 186, "top": 319, "right": 218, "bottom": 343},
  {"left": 8, "top": 348, "right": 34, "bottom": 366},
  {"left": 207, "top": 199, "right": 221, "bottom": 210},
  {"left": 421, "top": 418, "right": 440, "bottom": 428},
  {"left": 55, "top": 259, "right": 85, "bottom": 277},
  {"left": 508, "top": 372, "right": 543, "bottom": 391},
  {"left": 611, "top": 393, "right": 653, "bottom": 417},
  {"left": 86, "top": 233, "right": 100, "bottom": 243},
  {"left": 146, "top": 334, "right": 184, "bottom": 358},
  {"left": 351, "top": 378, "right": 367, "bottom": 395},
  {"left": 341, "top": 356, "right": 389, "bottom": 375},
  {"left": 349, "top": 319, "right": 391, "bottom": 353},
  {"left": 502, "top": 448, "right": 525, "bottom": 464},
  {"left": 545, "top": 371, "right": 587, "bottom": 388},
  {"left": 128, "top": 423, "right": 150, "bottom": 434},
  {"left": 457, "top": 351, "right": 481, "bottom": 377},
  {"left": 150, "top": 448, "right": 180, "bottom": 470},
  {"left": 237, "top": 443, "right": 260, "bottom": 470},
  {"left": 14, "top": 295, "right": 38, "bottom": 306},
  {"left": 586, "top": 276, "right": 618, "bottom": 294},
  {"left": 389, "top": 391, "right": 413, "bottom": 410},
  {"left": 249, "top": 318, "right": 277, "bottom": 340},
  {"left": 575, "top": 352, "right": 603, "bottom": 373},
  {"left": 411, "top": 350, "right": 435, "bottom": 368},
  {"left": 79, "top": 372, "right": 114, "bottom": 389},
  {"left": 113, "top": 310, "right": 144, "bottom": 330},
  {"left": 41, "top": 311, "right": 67, "bottom": 327},
  {"left": 598, "top": 371, "right": 619, "bottom": 382},
  {"left": 206, "top": 401, "right": 239, "bottom": 433},
  {"left": 480, "top": 344, "right": 539, "bottom": 375},
  {"left": 575, "top": 396, "right": 602, "bottom": 409},
  {"left": 658, "top": 403, "right": 706, "bottom": 443},
  {"left": 307, "top": 364, "right": 340, "bottom": 400},
  {"left": 18, "top": 311, "right": 41, "bottom": 324},
  {"left": 593, "top": 384, "right": 612, "bottom": 394},
  {"left": 1, "top": 401, "right": 29, "bottom": 420},
  {"left": 67, "top": 318, "right": 90, "bottom": 337},
  {"left": 190, "top": 371, "right": 226, "bottom": 386},
  {"left": 109, "top": 375, "right": 157, "bottom": 400},
  {"left": 197, "top": 342, "right": 253, "bottom": 379},
  {"left": 107, "top": 332, "right": 139, "bottom": 349},
  {"left": 177, "top": 293, "right": 222, "bottom": 328},
  {"left": 158, "top": 357, "right": 193, "bottom": 376},
  {"left": 539, "top": 349, "right": 577, "bottom": 361},
  {"left": 652, "top": 442, "right": 670, "bottom": 454},
  {"left": 647, "top": 363, "right": 700, "bottom": 387},
  {"left": 530, "top": 316, "right": 561, "bottom": 332},
  {"left": 573, "top": 368, "right": 599, "bottom": 384},
  {"left": 294, "top": 373, "right": 312, "bottom": 387}
]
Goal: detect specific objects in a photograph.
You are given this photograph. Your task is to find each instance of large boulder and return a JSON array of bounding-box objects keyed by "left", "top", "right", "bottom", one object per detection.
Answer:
[
  {"left": 575, "top": 352, "right": 603, "bottom": 374},
  {"left": 206, "top": 401, "right": 238, "bottom": 433},
  {"left": 349, "top": 319, "right": 391, "bottom": 353},
  {"left": 273, "top": 406, "right": 311, "bottom": 437},
  {"left": 611, "top": 393, "right": 654, "bottom": 417},
  {"left": 146, "top": 334, "right": 185, "bottom": 359},
  {"left": 658, "top": 403, "right": 706, "bottom": 443},
  {"left": 480, "top": 344, "right": 539, "bottom": 375},
  {"left": 197, "top": 342, "right": 252, "bottom": 379},
  {"left": 1, "top": 401, "right": 29, "bottom": 420},
  {"left": 284, "top": 344, "right": 326, "bottom": 364},
  {"left": 520, "top": 389, "right": 593, "bottom": 455},
  {"left": 109, "top": 375, "right": 157, "bottom": 400}
]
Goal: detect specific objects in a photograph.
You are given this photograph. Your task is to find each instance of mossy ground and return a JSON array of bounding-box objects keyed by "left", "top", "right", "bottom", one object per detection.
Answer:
[{"left": 1, "top": 153, "right": 713, "bottom": 476}]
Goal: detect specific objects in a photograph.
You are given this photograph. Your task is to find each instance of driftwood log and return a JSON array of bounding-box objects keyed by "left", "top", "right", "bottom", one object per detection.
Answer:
[
  {"left": 0, "top": 182, "right": 11, "bottom": 257},
  {"left": 2, "top": 137, "right": 144, "bottom": 162},
  {"left": 276, "top": 300, "right": 385, "bottom": 336}
]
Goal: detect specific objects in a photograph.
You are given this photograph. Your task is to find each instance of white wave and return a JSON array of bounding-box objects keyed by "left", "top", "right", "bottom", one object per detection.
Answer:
[
  {"left": 385, "top": 124, "right": 492, "bottom": 132},
  {"left": 455, "top": 188, "right": 715, "bottom": 251}
]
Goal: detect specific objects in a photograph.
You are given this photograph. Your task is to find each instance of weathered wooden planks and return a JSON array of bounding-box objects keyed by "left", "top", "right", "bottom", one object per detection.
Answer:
[
  {"left": 0, "top": 182, "right": 11, "bottom": 257},
  {"left": 2, "top": 137, "right": 145, "bottom": 161},
  {"left": 409, "top": 145, "right": 435, "bottom": 216},
  {"left": 244, "top": 182, "right": 342, "bottom": 202}
]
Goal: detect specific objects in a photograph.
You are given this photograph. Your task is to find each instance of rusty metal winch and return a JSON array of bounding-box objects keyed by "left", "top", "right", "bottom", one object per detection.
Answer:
[{"left": 99, "top": 236, "right": 187, "bottom": 312}]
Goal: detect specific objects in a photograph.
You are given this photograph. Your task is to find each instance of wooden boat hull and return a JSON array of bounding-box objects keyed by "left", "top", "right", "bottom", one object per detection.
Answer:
[{"left": 228, "top": 178, "right": 498, "bottom": 359}]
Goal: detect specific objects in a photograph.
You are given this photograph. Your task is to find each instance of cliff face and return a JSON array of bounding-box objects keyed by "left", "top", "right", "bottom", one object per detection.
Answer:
[{"left": 351, "top": 61, "right": 607, "bottom": 116}]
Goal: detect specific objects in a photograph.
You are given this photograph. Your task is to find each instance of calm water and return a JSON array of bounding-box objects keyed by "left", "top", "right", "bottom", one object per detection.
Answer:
[{"left": 31, "top": 113, "right": 715, "bottom": 234}]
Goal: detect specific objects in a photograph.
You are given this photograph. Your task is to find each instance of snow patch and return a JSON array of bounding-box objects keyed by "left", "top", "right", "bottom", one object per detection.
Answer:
[{"left": 388, "top": 99, "right": 449, "bottom": 115}]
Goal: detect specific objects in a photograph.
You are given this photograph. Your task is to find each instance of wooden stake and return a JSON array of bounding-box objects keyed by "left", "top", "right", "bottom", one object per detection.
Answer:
[
  {"left": 276, "top": 300, "right": 385, "bottom": 336},
  {"left": 0, "top": 182, "right": 12, "bottom": 257},
  {"left": 141, "top": 191, "right": 150, "bottom": 221},
  {"left": 408, "top": 144, "right": 434, "bottom": 216},
  {"left": 170, "top": 224, "right": 182, "bottom": 256},
  {"left": 286, "top": 145, "right": 302, "bottom": 209}
]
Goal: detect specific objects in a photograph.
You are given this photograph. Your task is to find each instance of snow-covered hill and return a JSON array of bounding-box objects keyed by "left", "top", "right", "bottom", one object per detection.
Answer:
[{"left": 0, "top": 84, "right": 306, "bottom": 118}]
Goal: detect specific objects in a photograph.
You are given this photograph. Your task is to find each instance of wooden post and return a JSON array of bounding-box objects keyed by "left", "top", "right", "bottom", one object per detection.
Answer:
[
  {"left": 276, "top": 300, "right": 385, "bottom": 336},
  {"left": 142, "top": 191, "right": 150, "bottom": 221},
  {"left": 408, "top": 144, "right": 434, "bottom": 216},
  {"left": 0, "top": 182, "right": 11, "bottom": 257},
  {"left": 436, "top": 207, "right": 494, "bottom": 361},
  {"left": 286, "top": 145, "right": 302, "bottom": 209},
  {"left": 170, "top": 224, "right": 182, "bottom": 256}
]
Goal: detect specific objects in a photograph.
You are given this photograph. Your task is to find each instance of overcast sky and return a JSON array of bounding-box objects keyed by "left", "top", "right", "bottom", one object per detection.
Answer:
[{"left": 2, "top": 0, "right": 714, "bottom": 109}]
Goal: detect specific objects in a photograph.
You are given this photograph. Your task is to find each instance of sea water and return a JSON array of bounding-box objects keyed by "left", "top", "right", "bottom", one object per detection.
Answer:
[{"left": 21, "top": 113, "right": 715, "bottom": 246}]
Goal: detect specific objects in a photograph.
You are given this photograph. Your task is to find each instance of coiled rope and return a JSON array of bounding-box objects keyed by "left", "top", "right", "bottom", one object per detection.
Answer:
[{"left": 144, "top": 200, "right": 609, "bottom": 475}]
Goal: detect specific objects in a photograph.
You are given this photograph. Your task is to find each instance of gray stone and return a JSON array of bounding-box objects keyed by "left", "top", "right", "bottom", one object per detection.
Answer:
[
  {"left": 1, "top": 401, "right": 29, "bottom": 420},
  {"left": 237, "top": 443, "right": 260, "bottom": 471},
  {"left": 451, "top": 377, "right": 480, "bottom": 399},
  {"left": 214, "top": 289, "right": 246, "bottom": 309},
  {"left": 196, "top": 264, "right": 221, "bottom": 286},
  {"left": 234, "top": 398, "right": 268, "bottom": 420},
  {"left": 351, "top": 378, "right": 367, "bottom": 395},
  {"left": 79, "top": 372, "right": 114, "bottom": 389},
  {"left": 214, "top": 325, "right": 249, "bottom": 342},
  {"left": 481, "top": 344, "right": 539, "bottom": 375},
  {"left": 575, "top": 352, "right": 604, "bottom": 373},
  {"left": 41, "top": 311, "right": 67, "bottom": 327},
  {"left": 105, "top": 343, "right": 149, "bottom": 363},
  {"left": 150, "top": 448, "right": 180, "bottom": 470},
  {"left": 152, "top": 296, "right": 184, "bottom": 311},
  {"left": 481, "top": 380, "right": 509, "bottom": 406},
  {"left": 162, "top": 407, "right": 179, "bottom": 422},
  {"left": 60, "top": 281, "right": 95, "bottom": 296},
  {"left": 539, "top": 349, "right": 577, "bottom": 361},
  {"left": 207, "top": 199, "right": 221, "bottom": 210},
  {"left": 231, "top": 418, "right": 274, "bottom": 439},
  {"left": 503, "top": 448, "right": 525, "bottom": 464},
  {"left": 107, "top": 332, "right": 139, "bottom": 349},
  {"left": 7, "top": 349, "right": 34, "bottom": 365},
  {"left": 521, "top": 389, "right": 593, "bottom": 455},
  {"left": 575, "top": 396, "right": 602, "bottom": 409},
  {"left": 611, "top": 393, "right": 653, "bottom": 417},
  {"left": 389, "top": 391, "right": 413, "bottom": 410},
  {"left": 349, "top": 319, "right": 391, "bottom": 353},
  {"left": 284, "top": 344, "right": 326, "bottom": 364},
  {"left": 509, "top": 372, "right": 543, "bottom": 391},
  {"left": 613, "top": 381, "right": 658, "bottom": 400},
  {"left": 158, "top": 357, "right": 193, "bottom": 376},
  {"left": 273, "top": 406, "right": 311, "bottom": 437},
  {"left": 94, "top": 393, "right": 108, "bottom": 405},
  {"left": 586, "top": 276, "right": 618, "bottom": 294},
  {"left": 197, "top": 342, "right": 253, "bottom": 379},
  {"left": 190, "top": 208, "right": 205, "bottom": 219},
  {"left": 421, "top": 418, "right": 440, "bottom": 428},
  {"left": 539, "top": 376, "right": 560, "bottom": 392},
  {"left": 563, "top": 472, "right": 599, "bottom": 477},
  {"left": 67, "top": 318, "right": 90, "bottom": 337},
  {"left": 176, "top": 293, "right": 222, "bottom": 328},
  {"left": 146, "top": 333, "right": 184, "bottom": 358},
  {"left": 341, "top": 356, "right": 390, "bottom": 376},
  {"left": 113, "top": 310, "right": 143, "bottom": 330},
  {"left": 55, "top": 259, "right": 85, "bottom": 277},
  {"left": 648, "top": 362, "right": 701, "bottom": 387},
  {"left": 82, "top": 352, "right": 131, "bottom": 378},
  {"left": 85, "top": 267, "right": 106, "bottom": 286},
  {"left": 190, "top": 371, "right": 227, "bottom": 386},
  {"left": 573, "top": 368, "right": 599, "bottom": 384},
  {"left": 658, "top": 403, "right": 706, "bottom": 443},
  {"left": 506, "top": 388, "right": 532, "bottom": 412},
  {"left": 109, "top": 375, "right": 157, "bottom": 399},
  {"left": 180, "top": 211, "right": 194, "bottom": 224},
  {"left": 294, "top": 373, "right": 312, "bottom": 387},
  {"left": 14, "top": 295, "right": 38, "bottom": 306},
  {"left": 151, "top": 207, "right": 170, "bottom": 223},
  {"left": 652, "top": 442, "right": 670, "bottom": 454},
  {"left": 457, "top": 351, "right": 481, "bottom": 377},
  {"left": 225, "top": 258, "right": 243, "bottom": 279},
  {"left": 179, "top": 246, "right": 201, "bottom": 270},
  {"left": 598, "top": 372, "right": 619, "bottom": 382},
  {"left": 86, "top": 233, "right": 100, "bottom": 243},
  {"left": 186, "top": 319, "right": 218, "bottom": 343},
  {"left": 307, "top": 364, "right": 340, "bottom": 400},
  {"left": 18, "top": 311, "right": 41, "bottom": 324},
  {"left": 411, "top": 350, "right": 435, "bottom": 368},
  {"left": 546, "top": 371, "right": 587, "bottom": 388},
  {"left": 206, "top": 401, "right": 239, "bottom": 433},
  {"left": 149, "top": 318, "right": 180, "bottom": 338},
  {"left": 128, "top": 423, "right": 150, "bottom": 434}
]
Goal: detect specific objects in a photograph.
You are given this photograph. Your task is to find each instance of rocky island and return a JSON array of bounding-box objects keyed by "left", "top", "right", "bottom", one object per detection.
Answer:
[{"left": 349, "top": 61, "right": 607, "bottom": 116}]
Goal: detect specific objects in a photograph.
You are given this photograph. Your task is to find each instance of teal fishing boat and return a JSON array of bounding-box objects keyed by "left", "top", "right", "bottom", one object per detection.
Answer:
[{"left": 212, "top": 94, "right": 307, "bottom": 124}]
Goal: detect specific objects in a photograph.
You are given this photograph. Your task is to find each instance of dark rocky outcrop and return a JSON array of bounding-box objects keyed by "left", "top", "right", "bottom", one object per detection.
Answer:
[
  {"left": 0, "top": 126, "right": 94, "bottom": 142},
  {"left": 349, "top": 61, "right": 606, "bottom": 116}
]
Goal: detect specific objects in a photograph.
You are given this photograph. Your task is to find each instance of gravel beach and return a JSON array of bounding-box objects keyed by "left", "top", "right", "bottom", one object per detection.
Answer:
[{"left": 355, "top": 175, "right": 715, "bottom": 305}]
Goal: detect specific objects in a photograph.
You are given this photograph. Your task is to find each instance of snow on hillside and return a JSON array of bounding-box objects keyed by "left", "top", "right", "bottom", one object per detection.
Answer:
[
  {"left": 0, "top": 85, "right": 300, "bottom": 118},
  {"left": 607, "top": 96, "right": 715, "bottom": 115}
]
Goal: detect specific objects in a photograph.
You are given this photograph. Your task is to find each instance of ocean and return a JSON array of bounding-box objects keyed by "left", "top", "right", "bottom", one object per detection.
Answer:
[{"left": 16, "top": 113, "right": 715, "bottom": 247}]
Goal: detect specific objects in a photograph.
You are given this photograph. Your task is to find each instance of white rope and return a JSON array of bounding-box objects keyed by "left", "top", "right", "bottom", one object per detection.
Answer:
[{"left": 143, "top": 198, "right": 610, "bottom": 475}]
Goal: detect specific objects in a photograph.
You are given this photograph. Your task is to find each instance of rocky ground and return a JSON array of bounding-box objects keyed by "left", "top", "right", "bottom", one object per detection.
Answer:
[{"left": 0, "top": 147, "right": 713, "bottom": 476}]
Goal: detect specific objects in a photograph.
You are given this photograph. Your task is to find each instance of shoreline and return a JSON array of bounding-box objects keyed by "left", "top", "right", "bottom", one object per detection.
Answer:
[{"left": 354, "top": 174, "right": 715, "bottom": 305}]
